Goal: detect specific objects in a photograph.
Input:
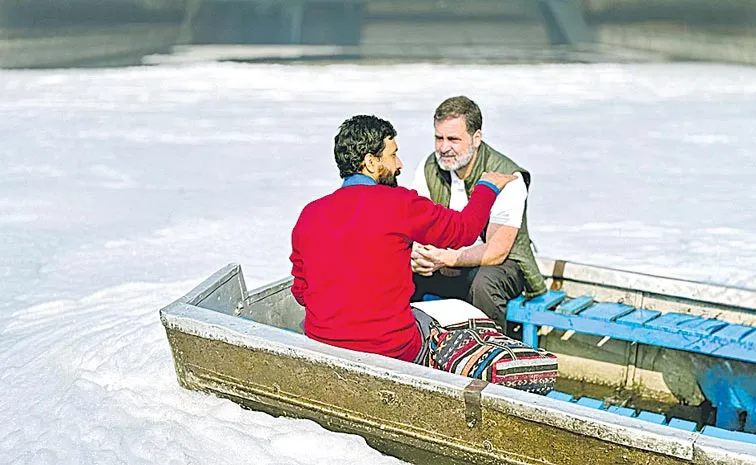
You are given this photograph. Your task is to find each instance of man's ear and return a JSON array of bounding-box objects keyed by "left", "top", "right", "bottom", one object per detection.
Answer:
[
  {"left": 363, "top": 153, "right": 378, "bottom": 174},
  {"left": 472, "top": 130, "right": 482, "bottom": 150}
]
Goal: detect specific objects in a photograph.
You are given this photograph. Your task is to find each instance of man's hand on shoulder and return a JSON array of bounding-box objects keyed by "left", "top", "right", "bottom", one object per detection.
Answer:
[{"left": 480, "top": 172, "right": 517, "bottom": 191}]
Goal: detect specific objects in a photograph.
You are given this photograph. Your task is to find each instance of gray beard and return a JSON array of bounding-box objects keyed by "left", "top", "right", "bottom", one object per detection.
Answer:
[{"left": 434, "top": 146, "right": 475, "bottom": 172}]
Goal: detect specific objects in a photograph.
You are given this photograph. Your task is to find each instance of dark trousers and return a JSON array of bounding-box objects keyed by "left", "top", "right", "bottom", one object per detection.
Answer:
[{"left": 410, "top": 259, "right": 526, "bottom": 333}]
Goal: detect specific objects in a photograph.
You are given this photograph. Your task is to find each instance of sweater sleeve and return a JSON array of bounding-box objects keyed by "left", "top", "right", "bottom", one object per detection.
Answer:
[
  {"left": 289, "top": 221, "right": 307, "bottom": 307},
  {"left": 407, "top": 182, "right": 498, "bottom": 249}
]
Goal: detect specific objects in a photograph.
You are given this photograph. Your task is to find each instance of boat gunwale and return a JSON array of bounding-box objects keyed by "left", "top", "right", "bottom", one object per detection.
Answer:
[
  {"left": 180, "top": 263, "right": 243, "bottom": 307},
  {"left": 245, "top": 275, "right": 293, "bottom": 307},
  {"left": 536, "top": 257, "right": 756, "bottom": 311}
]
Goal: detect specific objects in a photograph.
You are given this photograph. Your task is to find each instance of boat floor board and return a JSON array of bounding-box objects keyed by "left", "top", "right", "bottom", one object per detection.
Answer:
[{"left": 548, "top": 390, "right": 756, "bottom": 445}]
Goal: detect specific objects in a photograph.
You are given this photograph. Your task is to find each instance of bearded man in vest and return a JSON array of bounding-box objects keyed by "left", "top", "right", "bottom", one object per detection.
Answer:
[{"left": 410, "top": 96, "right": 547, "bottom": 332}]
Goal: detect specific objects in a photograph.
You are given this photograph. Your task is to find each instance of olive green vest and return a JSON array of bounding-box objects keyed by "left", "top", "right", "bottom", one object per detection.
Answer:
[{"left": 423, "top": 142, "right": 547, "bottom": 297}]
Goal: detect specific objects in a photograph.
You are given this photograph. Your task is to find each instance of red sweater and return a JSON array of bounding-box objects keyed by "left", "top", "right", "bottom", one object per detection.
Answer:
[{"left": 290, "top": 182, "right": 497, "bottom": 361}]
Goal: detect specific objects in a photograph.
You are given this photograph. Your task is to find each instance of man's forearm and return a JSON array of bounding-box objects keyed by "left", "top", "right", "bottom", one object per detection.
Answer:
[
  {"left": 449, "top": 243, "right": 510, "bottom": 267},
  {"left": 417, "top": 224, "right": 517, "bottom": 269},
  {"left": 448, "top": 223, "right": 518, "bottom": 268}
]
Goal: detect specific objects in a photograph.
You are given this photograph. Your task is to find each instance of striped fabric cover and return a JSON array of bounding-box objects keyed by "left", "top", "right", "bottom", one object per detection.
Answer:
[{"left": 429, "top": 319, "right": 557, "bottom": 395}]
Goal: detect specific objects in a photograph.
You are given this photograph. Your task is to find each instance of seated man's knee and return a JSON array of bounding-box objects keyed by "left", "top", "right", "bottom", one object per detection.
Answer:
[
  {"left": 469, "top": 263, "right": 525, "bottom": 302},
  {"left": 469, "top": 266, "right": 503, "bottom": 295}
]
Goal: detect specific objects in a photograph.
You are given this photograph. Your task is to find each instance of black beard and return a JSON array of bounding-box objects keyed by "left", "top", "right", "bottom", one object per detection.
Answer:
[{"left": 377, "top": 168, "right": 400, "bottom": 187}]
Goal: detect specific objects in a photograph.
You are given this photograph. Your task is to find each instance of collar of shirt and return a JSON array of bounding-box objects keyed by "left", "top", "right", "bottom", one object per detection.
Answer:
[
  {"left": 449, "top": 170, "right": 468, "bottom": 211},
  {"left": 342, "top": 173, "right": 378, "bottom": 187}
]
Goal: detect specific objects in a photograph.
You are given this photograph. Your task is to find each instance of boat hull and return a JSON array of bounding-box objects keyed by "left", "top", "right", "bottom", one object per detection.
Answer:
[
  {"left": 160, "top": 263, "right": 756, "bottom": 464},
  {"left": 163, "top": 307, "right": 698, "bottom": 465}
]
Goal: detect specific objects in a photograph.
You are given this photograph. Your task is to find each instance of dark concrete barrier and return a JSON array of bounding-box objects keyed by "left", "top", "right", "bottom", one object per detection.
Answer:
[
  {"left": 0, "top": 0, "right": 186, "bottom": 68},
  {"left": 190, "top": 1, "right": 365, "bottom": 45},
  {"left": 3, "top": 0, "right": 756, "bottom": 67},
  {"left": 584, "top": 0, "right": 756, "bottom": 65}
]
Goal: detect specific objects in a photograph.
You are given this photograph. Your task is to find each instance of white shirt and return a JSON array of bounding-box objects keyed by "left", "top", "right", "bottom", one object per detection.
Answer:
[{"left": 411, "top": 160, "right": 527, "bottom": 237}]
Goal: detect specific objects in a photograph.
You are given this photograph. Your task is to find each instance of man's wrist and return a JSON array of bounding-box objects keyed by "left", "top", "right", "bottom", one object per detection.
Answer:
[
  {"left": 442, "top": 249, "right": 460, "bottom": 267},
  {"left": 476, "top": 180, "right": 501, "bottom": 195}
]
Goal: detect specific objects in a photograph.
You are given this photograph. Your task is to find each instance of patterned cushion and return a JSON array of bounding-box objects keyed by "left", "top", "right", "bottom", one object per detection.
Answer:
[{"left": 429, "top": 319, "right": 557, "bottom": 395}]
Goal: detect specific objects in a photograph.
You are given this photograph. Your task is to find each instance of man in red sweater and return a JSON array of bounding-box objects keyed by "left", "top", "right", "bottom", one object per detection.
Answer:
[{"left": 290, "top": 115, "right": 515, "bottom": 364}]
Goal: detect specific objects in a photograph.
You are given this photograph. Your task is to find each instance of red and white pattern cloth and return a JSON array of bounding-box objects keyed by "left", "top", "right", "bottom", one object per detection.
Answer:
[{"left": 428, "top": 318, "right": 557, "bottom": 395}]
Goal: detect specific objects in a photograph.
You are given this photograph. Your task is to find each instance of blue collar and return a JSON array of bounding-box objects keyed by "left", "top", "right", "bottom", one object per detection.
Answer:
[{"left": 342, "top": 173, "right": 378, "bottom": 187}]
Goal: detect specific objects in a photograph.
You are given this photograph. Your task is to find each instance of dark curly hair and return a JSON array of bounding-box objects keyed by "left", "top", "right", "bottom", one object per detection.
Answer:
[{"left": 334, "top": 115, "right": 397, "bottom": 179}]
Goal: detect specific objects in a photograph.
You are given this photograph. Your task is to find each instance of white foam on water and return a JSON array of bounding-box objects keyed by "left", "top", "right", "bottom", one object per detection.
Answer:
[{"left": 1, "top": 61, "right": 755, "bottom": 464}]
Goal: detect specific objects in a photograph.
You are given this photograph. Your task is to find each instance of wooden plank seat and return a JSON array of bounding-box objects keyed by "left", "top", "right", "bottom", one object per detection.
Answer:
[
  {"left": 507, "top": 291, "right": 756, "bottom": 432},
  {"left": 506, "top": 291, "right": 756, "bottom": 364}
]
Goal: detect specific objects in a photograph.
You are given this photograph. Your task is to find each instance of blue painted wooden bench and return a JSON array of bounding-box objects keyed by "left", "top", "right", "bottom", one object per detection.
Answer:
[
  {"left": 506, "top": 291, "right": 756, "bottom": 364},
  {"left": 506, "top": 291, "right": 756, "bottom": 432}
]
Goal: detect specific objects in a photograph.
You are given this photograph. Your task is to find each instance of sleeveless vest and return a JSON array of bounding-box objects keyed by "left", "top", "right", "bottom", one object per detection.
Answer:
[{"left": 423, "top": 142, "right": 546, "bottom": 297}]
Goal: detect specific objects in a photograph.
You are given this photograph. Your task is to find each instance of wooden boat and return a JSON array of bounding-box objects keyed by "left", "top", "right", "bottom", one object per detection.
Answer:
[{"left": 159, "top": 259, "right": 756, "bottom": 464}]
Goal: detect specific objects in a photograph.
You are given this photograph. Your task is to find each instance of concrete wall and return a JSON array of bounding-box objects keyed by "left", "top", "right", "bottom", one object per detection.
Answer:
[
  {"left": 0, "top": 0, "right": 188, "bottom": 68},
  {"left": 3, "top": 0, "right": 756, "bottom": 68},
  {"left": 360, "top": 0, "right": 756, "bottom": 65},
  {"left": 584, "top": 0, "right": 756, "bottom": 65}
]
